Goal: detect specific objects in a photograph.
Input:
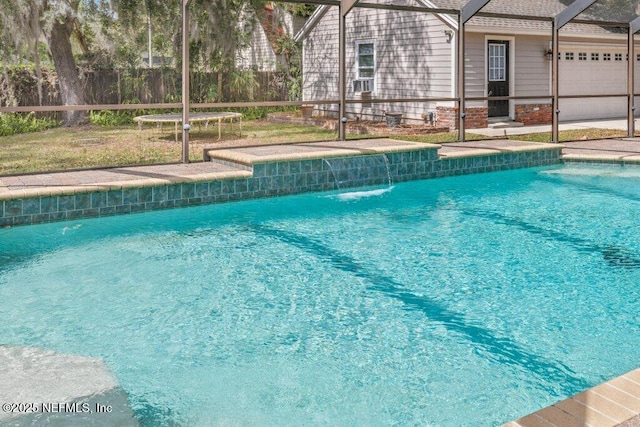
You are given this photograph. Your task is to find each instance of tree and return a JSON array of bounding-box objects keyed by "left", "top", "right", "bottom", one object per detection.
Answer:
[
  {"left": 0, "top": 0, "right": 88, "bottom": 126},
  {"left": 579, "top": 0, "right": 640, "bottom": 22},
  {"left": 109, "top": 0, "right": 266, "bottom": 101},
  {"left": 105, "top": 0, "right": 182, "bottom": 67}
]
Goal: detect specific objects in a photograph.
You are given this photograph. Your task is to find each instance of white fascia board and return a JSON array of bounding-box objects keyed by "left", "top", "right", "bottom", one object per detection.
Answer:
[
  {"left": 466, "top": 25, "right": 628, "bottom": 42},
  {"left": 294, "top": 5, "right": 330, "bottom": 42},
  {"left": 465, "top": 25, "right": 549, "bottom": 37},
  {"left": 415, "top": 0, "right": 457, "bottom": 30}
]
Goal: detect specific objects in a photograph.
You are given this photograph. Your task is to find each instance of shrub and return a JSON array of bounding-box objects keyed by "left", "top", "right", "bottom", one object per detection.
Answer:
[
  {"left": 89, "top": 109, "right": 138, "bottom": 126},
  {"left": 223, "top": 106, "right": 297, "bottom": 120},
  {"left": 0, "top": 113, "right": 59, "bottom": 136}
]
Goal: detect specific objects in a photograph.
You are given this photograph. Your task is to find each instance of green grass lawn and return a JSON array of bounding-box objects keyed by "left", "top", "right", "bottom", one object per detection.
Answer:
[
  {"left": 0, "top": 119, "right": 628, "bottom": 176},
  {"left": 506, "top": 128, "right": 626, "bottom": 143},
  {"left": 0, "top": 121, "right": 339, "bottom": 175}
]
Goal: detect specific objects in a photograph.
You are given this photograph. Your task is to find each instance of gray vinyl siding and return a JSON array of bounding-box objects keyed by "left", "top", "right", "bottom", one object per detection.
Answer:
[
  {"left": 464, "top": 33, "right": 552, "bottom": 110},
  {"left": 302, "top": 7, "right": 340, "bottom": 104},
  {"left": 236, "top": 6, "right": 299, "bottom": 72},
  {"left": 236, "top": 25, "right": 278, "bottom": 71},
  {"left": 302, "top": 6, "right": 454, "bottom": 122},
  {"left": 463, "top": 33, "right": 485, "bottom": 106},
  {"left": 302, "top": 8, "right": 637, "bottom": 123},
  {"left": 514, "top": 36, "right": 550, "bottom": 101}
]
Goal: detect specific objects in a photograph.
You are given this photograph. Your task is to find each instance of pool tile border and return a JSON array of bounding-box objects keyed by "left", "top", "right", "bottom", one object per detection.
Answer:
[{"left": 0, "top": 142, "right": 562, "bottom": 227}]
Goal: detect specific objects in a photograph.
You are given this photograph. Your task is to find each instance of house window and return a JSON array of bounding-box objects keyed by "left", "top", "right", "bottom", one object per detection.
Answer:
[
  {"left": 578, "top": 52, "right": 587, "bottom": 61},
  {"left": 591, "top": 53, "right": 599, "bottom": 61},
  {"left": 565, "top": 52, "right": 574, "bottom": 60},
  {"left": 637, "top": 53, "right": 640, "bottom": 61},
  {"left": 354, "top": 41, "right": 375, "bottom": 92},
  {"left": 615, "top": 53, "right": 623, "bottom": 61},
  {"left": 488, "top": 43, "right": 506, "bottom": 81},
  {"left": 604, "top": 53, "right": 611, "bottom": 61}
]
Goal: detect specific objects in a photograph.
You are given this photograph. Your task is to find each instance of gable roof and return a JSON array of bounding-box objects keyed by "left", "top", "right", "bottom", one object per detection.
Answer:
[
  {"left": 294, "top": 0, "right": 630, "bottom": 42},
  {"left": 294, "top": 5, "right": 331, "bottom": 42},
  {"left": 431, "top": 0, "right": 568, "bottom": 18}
]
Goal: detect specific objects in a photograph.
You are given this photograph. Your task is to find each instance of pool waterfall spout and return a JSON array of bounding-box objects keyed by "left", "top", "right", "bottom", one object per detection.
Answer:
[{"left": 323, "top": 154, "right": 393, "bottom": 191}]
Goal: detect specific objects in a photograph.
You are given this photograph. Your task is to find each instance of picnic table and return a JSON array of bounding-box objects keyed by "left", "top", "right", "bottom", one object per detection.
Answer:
[{"left": 133, "top": 112, "right": 242, "bottom": 142}]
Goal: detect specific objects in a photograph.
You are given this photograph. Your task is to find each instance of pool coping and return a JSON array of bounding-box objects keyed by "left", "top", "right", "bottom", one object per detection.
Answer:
[
  {"left": 203, "top": 138, "right": 441, "bottom": 165},
  {"left": 0, "top": 168, "right": 253, "bottom": 201},
  {"left": 505, "top": 368, "right": 640, "bottom": 427}
]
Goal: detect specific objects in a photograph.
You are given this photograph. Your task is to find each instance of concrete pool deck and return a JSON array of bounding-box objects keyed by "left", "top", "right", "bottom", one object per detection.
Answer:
[{"left": 2, "top": 136, "right": 640, "bottom": 425}]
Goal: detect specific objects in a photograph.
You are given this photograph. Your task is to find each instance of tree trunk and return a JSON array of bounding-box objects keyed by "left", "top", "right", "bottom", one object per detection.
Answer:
[{"left": 47, "top": 18, "right": 87, "bottom": 126}]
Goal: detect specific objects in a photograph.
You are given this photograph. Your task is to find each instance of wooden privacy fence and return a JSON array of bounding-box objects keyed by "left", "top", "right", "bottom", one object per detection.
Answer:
[{"left": 0, "top": 67, "right": 290, "bottom": 110}]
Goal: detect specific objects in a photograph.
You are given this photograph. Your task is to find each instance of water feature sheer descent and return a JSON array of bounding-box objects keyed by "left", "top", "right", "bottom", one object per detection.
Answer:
[
  {"left": 323, "top": 154, "right": 394, "bottom": 200},
  {"left": 323, "top": 154, "right": 393, "bottom": 189}
]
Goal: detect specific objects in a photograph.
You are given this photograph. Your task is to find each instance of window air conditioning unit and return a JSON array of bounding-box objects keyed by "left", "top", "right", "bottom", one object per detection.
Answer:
[{"left": 353, "top": 79, "right": 374, "bottom": 93}]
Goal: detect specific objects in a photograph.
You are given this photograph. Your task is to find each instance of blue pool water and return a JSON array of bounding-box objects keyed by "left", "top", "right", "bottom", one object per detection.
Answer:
[{"left": 2, "top": 164, "right": 640, "bottom": 426}]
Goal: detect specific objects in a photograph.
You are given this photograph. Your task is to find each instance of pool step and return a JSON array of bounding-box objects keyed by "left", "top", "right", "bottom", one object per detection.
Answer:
[{"left": 0, "top": 346, "right": 138, "bottom": 426}]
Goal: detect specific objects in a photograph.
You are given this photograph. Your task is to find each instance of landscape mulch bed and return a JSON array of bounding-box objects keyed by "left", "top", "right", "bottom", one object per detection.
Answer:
[{"left": 267, "top": 112, "right": 450, "bottom": 136}]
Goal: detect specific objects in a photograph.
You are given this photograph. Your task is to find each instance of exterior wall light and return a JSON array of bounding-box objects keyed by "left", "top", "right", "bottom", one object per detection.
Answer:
[{"left": 443, "top": 29, "right": 454, "bottom": 43}]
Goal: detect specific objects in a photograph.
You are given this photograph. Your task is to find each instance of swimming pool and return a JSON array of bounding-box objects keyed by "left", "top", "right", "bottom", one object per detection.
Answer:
[{"left": 1, "top": 164, "right": 640, "bottom": 425}]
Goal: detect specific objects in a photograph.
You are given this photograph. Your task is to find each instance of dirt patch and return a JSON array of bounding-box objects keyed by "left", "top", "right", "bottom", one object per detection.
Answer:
[{"left": 267, "top": 112, "right": 450, "bottom": 136}]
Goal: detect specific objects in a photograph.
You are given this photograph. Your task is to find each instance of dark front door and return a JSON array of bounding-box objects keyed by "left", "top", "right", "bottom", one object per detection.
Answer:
[{"left": 487, "top": 40, "right": 509, "bottom": 117}]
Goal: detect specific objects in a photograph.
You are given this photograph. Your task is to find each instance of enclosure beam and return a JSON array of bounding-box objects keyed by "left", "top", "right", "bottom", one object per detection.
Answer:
[
  {"left": 181, "top": 0, "right": 192, "bottom": 163},
  {"left": 632, "top": 16, "right": 640, "bottom": 35},
  {"left": 456, "top": 0, "right": 489, "bottom": 141},
  {"left": 552, "top": 21, "right": 559, "bottom": 144},
  {"left": 629, "top": 27, "right": 636, "bottom": 138},
  {"left": 457, "top": 13, "right": 465, "bottom": 142},
  {"left": 555, "top": 0, "right": 598, "bottom": 30},
  {"left": 551, "top": 0, "right": 598, "bottom": 144},
  {"left": 460, "top": 0, "right": 491, "bottom": 25},
  {"left": 341, "top": 0, "right": 359, "bottom": 16},
  {"left": 338, "top": 2, "right": 347, "bottom": 140},
  {"left": 338, "top": 0, "right": 360, "bottom": 140},
  {"left": 629, "top": 16, "right": 640, "bottom": 138}
]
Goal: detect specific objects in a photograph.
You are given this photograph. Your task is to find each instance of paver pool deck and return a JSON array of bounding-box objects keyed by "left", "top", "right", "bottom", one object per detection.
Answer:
[{"left": 2, "top": 136, "right": 640, "bottom": 426}]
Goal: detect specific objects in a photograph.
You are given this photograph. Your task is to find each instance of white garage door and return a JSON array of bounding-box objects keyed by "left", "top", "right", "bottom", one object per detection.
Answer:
[{"left": 558, "top": 46, "right": 639, "bottom": 121}]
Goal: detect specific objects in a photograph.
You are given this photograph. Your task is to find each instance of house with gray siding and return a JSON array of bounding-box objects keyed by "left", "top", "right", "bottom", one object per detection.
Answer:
[
  {"left": 236, "top": 4, "right": 305, "bottom": 71},
  {"left": 295, "top": 0, "right": 640, "bottom": 129}
]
